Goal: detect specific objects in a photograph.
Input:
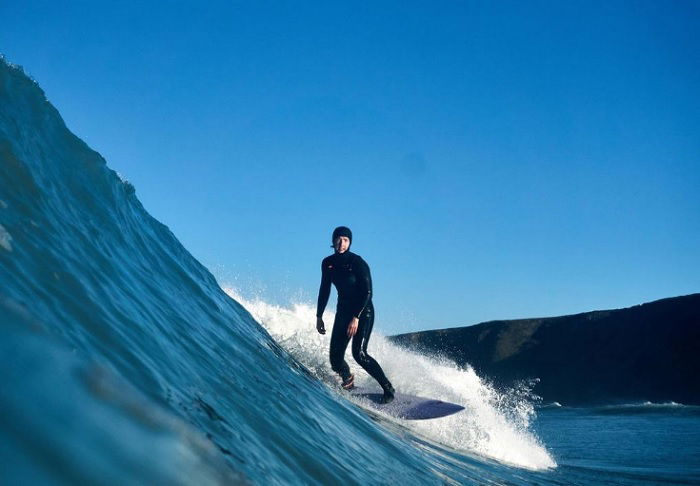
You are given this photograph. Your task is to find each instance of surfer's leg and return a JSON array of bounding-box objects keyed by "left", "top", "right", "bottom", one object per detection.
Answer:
[
  {"left": 351, "top": 303, "right": 390, "bottom": 388},
  {"left": 329, "top": 312, "right": 352, "bottom": 383}
]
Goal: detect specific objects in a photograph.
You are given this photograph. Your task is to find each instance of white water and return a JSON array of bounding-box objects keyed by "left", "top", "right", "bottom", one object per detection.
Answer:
[{"left": 223, "top": 288, "right": 556, "bottom": 471}]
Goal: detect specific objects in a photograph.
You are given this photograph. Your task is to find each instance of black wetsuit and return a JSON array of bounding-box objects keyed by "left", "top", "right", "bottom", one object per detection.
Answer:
[{"left": 316, "top": 250, "right": 390, "bottom": 387}]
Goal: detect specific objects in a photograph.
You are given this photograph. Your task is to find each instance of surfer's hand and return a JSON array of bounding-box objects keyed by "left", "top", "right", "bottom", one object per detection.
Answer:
[
  {"left": 347, "top": 317, "right": 359, "bottom": 337},
  {"left": 316, "top": 317, "right": 326, "bottom": 335}
]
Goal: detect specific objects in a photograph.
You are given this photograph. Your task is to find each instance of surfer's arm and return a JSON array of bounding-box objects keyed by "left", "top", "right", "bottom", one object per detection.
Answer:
[
  {"left": 353, "top": 257, "right": 372, "bottom": 319},
  {"left": 316, "top": 259, "right": 331, "bottom": 317}
]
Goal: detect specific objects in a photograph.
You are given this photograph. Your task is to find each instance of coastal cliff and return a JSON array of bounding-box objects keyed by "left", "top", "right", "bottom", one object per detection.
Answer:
[{"left": 389, "top": 294, "right": 700, "bottom": 405}]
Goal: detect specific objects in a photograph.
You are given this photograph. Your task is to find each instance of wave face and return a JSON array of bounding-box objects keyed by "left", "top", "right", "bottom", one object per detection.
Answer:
[
  {"left": 228, "top": 292, "right": 555, "bottom": 469},
  {"left": 0, "top": 58, "right": 554, "bottom": 485}
]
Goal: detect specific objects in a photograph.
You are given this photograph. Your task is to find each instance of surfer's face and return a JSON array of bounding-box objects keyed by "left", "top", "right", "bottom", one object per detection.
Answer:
[{"left": 334, "top": 236, "right": 350, "bottom": 253}]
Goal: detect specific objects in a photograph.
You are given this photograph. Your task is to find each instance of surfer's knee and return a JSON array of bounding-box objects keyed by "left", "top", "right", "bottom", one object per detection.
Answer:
[{"left": 352, "top": 348, "right": 369, "bottom": 366}]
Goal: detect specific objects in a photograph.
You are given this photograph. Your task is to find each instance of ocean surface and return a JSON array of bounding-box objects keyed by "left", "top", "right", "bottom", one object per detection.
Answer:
[{"left": 1, "top": 57, "right": 699, "bottom": 485}]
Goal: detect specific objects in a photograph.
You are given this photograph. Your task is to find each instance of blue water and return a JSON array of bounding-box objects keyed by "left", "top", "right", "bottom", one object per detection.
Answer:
[
  {"left": 535, "top": 404, "right": 700, "bottom": 485},
  {"left": 1, "top": 56, "right": 698, "bottom": 485}
]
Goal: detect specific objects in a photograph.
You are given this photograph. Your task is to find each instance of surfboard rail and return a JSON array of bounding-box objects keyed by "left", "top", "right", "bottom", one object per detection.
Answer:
[{"left": 348, "top": 387, "right": 465, "bottom": 420}]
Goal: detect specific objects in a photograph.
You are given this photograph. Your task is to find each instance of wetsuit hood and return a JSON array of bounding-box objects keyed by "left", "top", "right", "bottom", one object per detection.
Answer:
[{"left": 331, "top": 226, "right": 352, "bottom": 250}]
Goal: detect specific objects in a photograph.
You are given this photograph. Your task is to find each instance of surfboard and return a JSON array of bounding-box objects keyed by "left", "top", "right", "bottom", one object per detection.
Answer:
[{"left": 348, "top": 386, "right": 465, "bottom": 420}]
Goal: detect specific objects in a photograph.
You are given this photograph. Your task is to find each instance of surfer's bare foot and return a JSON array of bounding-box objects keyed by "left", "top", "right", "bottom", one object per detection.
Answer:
[
  {"left": 380, "top": 382, "right": 395, "bottom": 404},
  {"left": 341, "top": 374, "right": 355, "bottom": 390}
]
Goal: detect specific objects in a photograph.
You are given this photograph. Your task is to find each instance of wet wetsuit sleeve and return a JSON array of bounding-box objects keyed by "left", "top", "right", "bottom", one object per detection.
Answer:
[
  {"left": 316, "top": 259, "right": 331, "bottom": 318},
  {"left": 353, "top": 257, "right": 372, "bottom": 319}
]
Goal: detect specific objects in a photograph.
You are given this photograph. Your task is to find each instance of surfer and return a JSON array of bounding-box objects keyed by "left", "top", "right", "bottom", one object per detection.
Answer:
[{"left": 315, "top": 226, "right": 395, "bottom": 404}]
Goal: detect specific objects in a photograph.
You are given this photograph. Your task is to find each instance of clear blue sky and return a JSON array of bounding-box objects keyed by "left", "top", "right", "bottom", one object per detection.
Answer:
[{"left": 2, "top": 1, "right": 698, "bottom": 334}]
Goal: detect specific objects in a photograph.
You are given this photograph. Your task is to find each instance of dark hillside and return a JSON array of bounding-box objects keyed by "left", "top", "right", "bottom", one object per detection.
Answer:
[{"left": 390, "top": 294, "right": 700, "bottom": 405}]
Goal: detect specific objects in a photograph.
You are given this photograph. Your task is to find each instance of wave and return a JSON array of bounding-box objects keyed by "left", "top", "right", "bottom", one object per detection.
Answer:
[
  {"left": 539, "top": 402, "right": 563, "bottom": 409},
  {"left": 225, "top": 289, "right": 556, "bottom": 470},
  {"left": 0, "top": 56, "right": 558, "bottom": 485},
  {"left": 591, "top": 402, "right": 700, "bottom": 416}
]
